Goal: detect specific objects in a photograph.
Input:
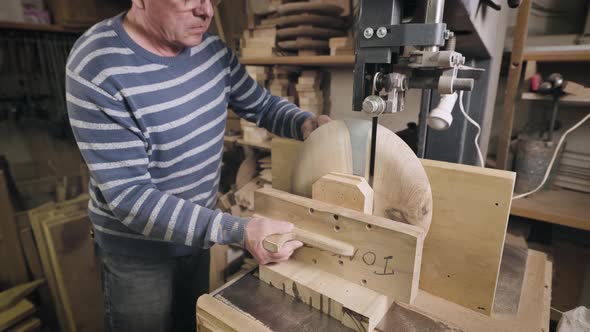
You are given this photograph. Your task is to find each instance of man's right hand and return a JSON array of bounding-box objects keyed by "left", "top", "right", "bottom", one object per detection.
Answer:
[{"left": 244, "top": 217, "right": 303, "bottom": 265}]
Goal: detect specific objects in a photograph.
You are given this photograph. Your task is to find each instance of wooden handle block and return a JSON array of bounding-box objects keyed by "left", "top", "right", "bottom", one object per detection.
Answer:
[{"left": 263, "top": 227, "right": 355, "bottom": 256}]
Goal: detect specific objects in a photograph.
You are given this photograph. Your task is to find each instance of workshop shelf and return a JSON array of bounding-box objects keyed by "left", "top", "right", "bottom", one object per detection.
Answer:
[
  {"left": 239, "top": 55, "right": 355, "bottom": 67},
  {"left": 521, "top": 92, "right": 590, "bottom": 106},
  {"left": 0, "top": 21, "right": 84, "bottom": 33},
  {"left": 510, "top": 188, "right": 590, "bottom": 231}
]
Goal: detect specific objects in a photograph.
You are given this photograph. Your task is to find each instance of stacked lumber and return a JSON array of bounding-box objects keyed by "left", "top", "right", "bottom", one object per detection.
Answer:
[
  {"left": 0, "top": 280, "right": 43, "bottom": 332},
  {"left": 25, "top": 195, "right": 104, "bottom": 332},
  {"left": 296, "top": 70, "right": 324, "bottom": 115},
  {"left": 554, "top": 150, "right": 590, "bottom": 193},
  {"left": 268, "top": 66, "right": 297, "bottom": 103},
  {"left": 240, "top": 119, "right": 270, "bottom": 146},
  {"left": 241, "top": 26, "right": 277, "bottom": 58},
  {"left": 329, "top": 36, "right": 354, "bottom": 55},
  {"left": 267, "top": 1, "right": 349, "bottom": 56},
  {"left": 258, "top": 156, "right": 272, "bottom": 184},
  {"left": 245, "top": 66, "right": 269, "bottom": 86}
]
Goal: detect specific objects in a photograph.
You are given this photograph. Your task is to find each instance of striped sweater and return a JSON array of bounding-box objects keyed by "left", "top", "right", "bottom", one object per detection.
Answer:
[{"left": 66, "top": 13, "right": 312, "bottom": 257}]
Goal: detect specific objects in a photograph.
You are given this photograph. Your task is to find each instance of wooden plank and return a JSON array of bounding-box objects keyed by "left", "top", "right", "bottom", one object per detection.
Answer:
[
  {"left": 0, "top": 300, "right": 35, "bottom": 331},
  {"left": 18, "top": 228, "right": 44, "bottom": 280},
  {"left": 0, "top": 280, "right": 44, "bottom": 312},
  {"left": 259, "top": 261, "right": 390, "bottom": 331},
  {"left": 270, "top": 137, "right": 303, "bottom": 192},
  {"left": 42, "top": 214, "right": 104, "bottom": 332},
  {"left": 0, "top": 170, "right": 29, "bottom": 288},
  {"left": 28, "top": 197, "right": 89, "bottom": 332},
  {"left": 312, "top": 173, "right": 374, "bottom": 214},
  {"left": 521, "top": 92, "right": 590, "bottom": 106},
  {"left": 196, "top": 294, "right": 272, "bottom": 332},
  {"left": 510, "top": 189, "right": 590, "bottom": 231},
  {"left": 496, "top": 0, "right": 532, "bottom": 170},
  {"left": 408, "top": 249, "right": 551, "bottom": 332},
  {"left": 254, "top": 188, "right": 424, "bottom": 304},
  {"left": 7, "top": 317, "right": 41, "bottom": 332},
  {"left": 419, "top": 159, "right": 516, "bottom": 315},
  {"left": 522, "top": 49, "right": 590, "bottom": 62}
]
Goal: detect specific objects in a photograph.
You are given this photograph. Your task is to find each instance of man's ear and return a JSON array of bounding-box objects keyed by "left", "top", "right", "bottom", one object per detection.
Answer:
[{"left": 130, "top": 0, "right": 146, "bottom": 10}]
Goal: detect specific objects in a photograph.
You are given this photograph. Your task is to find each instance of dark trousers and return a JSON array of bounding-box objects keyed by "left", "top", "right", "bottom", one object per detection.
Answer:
[{"left": 96, "top": 245, "right": 210, "bottom": 332}]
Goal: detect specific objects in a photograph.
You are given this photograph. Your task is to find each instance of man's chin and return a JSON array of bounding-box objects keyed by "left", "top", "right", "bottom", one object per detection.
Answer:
[{"left": 182, "top": 35, "right": 204, "bottom": 47}]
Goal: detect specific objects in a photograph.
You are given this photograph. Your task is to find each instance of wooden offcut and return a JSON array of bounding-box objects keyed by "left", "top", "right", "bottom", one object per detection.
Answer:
[
  {"left": 312, "top": 172, "right": 374, "bottom": 214},
  {"left": 419, "top": 159, "right": 516, "bottom": 315},
  {"left": 0, "top": 171, "right": 29, "bottom": 289},
  {"left": 196, "top": 294, "right": 271, "bottom": 332},
  {"left": 262, "top": 226, "right": 355, "bottom": 256}
]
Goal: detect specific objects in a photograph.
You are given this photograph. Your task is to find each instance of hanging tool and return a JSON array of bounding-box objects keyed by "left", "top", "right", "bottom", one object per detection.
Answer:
[{"left": 538, "top": 73, "right": 564, "bottom": 143}]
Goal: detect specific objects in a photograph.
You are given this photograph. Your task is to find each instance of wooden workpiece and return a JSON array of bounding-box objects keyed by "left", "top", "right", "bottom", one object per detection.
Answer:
[
  {"left": 312, "top": 172, "right": 374, "bottom": 214},
  {"left": 255, "top": 187, "right": 424, "bottom": 330}
]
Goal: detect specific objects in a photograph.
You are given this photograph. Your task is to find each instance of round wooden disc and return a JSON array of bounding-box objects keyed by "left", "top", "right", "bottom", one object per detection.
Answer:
[
  {"left": 291, "top": 119, "right": 433, "bottom": 232},
  {"left": 269, "top": 14, "right": 347, "bottom": 29},
  {"left": 277, "top": 26, "right": 346, "bottom": 40},
  {"left": 278, "top": 39, "right": 329, "bottom": 51},
  {"left": 277, "top": 2, "right": 344, "bottom": 16}
]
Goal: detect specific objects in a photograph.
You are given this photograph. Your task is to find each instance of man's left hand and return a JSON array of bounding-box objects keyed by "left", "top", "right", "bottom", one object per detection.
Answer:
[{"left": 301, "top": 115, "right": 332, "bottom": 140}]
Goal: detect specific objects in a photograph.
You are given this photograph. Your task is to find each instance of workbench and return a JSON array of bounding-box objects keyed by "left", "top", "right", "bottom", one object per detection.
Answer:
[{"left": 198, "top": 235, "right": 551, "bottom": 332}]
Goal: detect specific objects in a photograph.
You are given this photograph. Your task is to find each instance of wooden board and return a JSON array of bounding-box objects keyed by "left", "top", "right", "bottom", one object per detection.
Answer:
[
  {"left": 277, "top": 2, "right": 343, "bottom": 16},
  {"left": 410, "top": 249, "right": 551, "bottom": 332},
  {"left": 262, "top": 14, "right": 347, "bottom": 29},
  {"left": 7, "top": 317, "right": 41, "bottom": 332},
  {"left": 312, "top": 173, "right": 373, "bottom": 214},
  {"left": 197, "top": 294, "right": 272, "bottom": 332},
  {"left": 0, "top": 300, "right": 35, "bottom": 331},
  {"left": 254, "top": 188, "right": 424, "bottom": 304},
  {"left": 419, "top": 159, "right": 516, "bottom": 315},
  {"left": 0, "top": 171, "right": 29, "bottom": 288},
  {"left": 260, "top": 261, "right": 390, "bottom": 331},
  {"left": 510, "top": 188, "right": 590, "bottom": 231},
  {"left": 271, "top": 137, "right": 303, "bottom": 192},
  {"left": 42, "top": 214, "right": 104, "bottom": 331},
  {"left": 0, "top": 280, "right": 44, "bottom": 312},
  {"left": 277, "top": 26, "right": 345, "bottom": 40}
]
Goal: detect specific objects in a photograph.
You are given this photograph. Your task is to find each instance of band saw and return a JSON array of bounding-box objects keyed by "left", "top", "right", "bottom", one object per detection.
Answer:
[{"left": 196, "top": 1, "right": 551, "bottom": 331}]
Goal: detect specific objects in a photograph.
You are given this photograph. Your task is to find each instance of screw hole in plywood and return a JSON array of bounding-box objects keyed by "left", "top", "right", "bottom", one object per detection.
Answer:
[
  {"left": 309, "top": 207, "right": 315, "bottom": 214},
  {"left": 312, "top": 258, "right": 317, "bottom": 264},
  {"left": 366, "top": 224, "right": 372, "bottom": 230},
  {"left": 495, "top": 202, "right": 499, "bottom": 206},
  {"left": 338, "top": 260, "right": 343, "bottom": 266},
  {"left": 361, "top": 279, "right": 367, "bottom": 285},
  {"left": 333, "top": 214, "right": 339, "bottom": 221},
  {"left": 334, "top": 225, "right": 340, "bottom": 232}
]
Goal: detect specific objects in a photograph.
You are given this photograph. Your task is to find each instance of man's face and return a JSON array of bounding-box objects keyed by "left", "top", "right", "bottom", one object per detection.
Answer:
[{"left": 144, "top": 0, "right": 216, "bottom": 47}]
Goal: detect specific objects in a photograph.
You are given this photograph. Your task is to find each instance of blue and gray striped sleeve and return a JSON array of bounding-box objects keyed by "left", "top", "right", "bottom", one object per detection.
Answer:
[
  {"left": 226, "top": 51, "right": 313, "bottom": 140},
  {"left": 66, "top": 71, "right": 248, "bottom": 248}
]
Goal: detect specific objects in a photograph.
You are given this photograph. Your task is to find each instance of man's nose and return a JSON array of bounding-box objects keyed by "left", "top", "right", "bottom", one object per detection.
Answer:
[{"left": 193, "top": 0, "right": 214, "bottom": 17}]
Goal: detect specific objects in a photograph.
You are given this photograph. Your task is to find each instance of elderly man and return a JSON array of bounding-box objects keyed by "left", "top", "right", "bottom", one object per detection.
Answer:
[{"left": 65, "top": 0, "right": 329, "bottom": 330}]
